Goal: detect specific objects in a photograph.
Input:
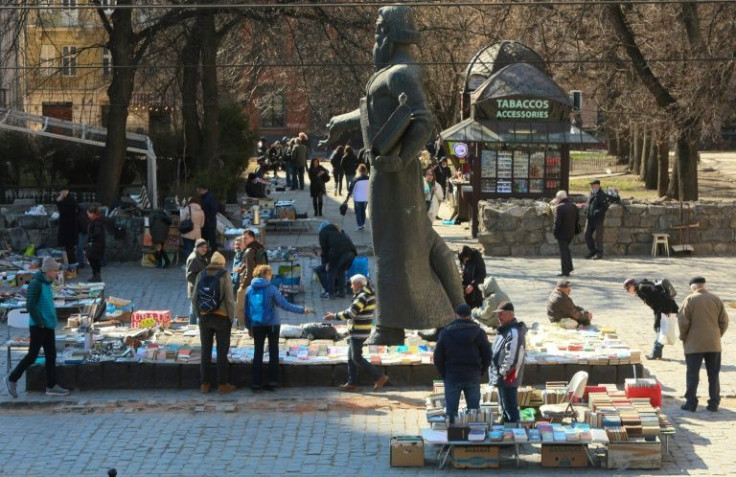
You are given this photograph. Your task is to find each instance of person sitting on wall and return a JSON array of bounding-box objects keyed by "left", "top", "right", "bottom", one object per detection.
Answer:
[
  {"left": 547, "top": 279, "right": 593, "bottom": 328},
  {"left": 471, "top": 276, "right": 511, "bottom": 329},
  {"left": 245, "top": 173, "right": 269, "bottom": 198}
]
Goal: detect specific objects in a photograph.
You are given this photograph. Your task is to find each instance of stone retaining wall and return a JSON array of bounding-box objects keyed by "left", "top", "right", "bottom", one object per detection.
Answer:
[{"left": 478, "top": 199, "right": 736, "bottom": 256}]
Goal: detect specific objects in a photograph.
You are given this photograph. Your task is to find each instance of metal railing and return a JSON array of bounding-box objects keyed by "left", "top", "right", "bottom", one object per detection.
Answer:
[{"left": 570, "top": 155, "right": 628, "bottom": 176}]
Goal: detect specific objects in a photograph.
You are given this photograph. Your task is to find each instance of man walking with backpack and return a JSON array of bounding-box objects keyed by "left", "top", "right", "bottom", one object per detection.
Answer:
[{"left": 192, "top": 251, "right": 236, "bottom": 395}]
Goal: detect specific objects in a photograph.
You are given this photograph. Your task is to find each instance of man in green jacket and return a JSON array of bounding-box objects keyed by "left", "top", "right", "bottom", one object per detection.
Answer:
[{"left": 5, "top": 257, "right": 70, "bottom": 397}]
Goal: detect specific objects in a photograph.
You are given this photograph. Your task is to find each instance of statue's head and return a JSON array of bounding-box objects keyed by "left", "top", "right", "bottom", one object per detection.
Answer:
[{"left": 373, "top": 5, "right": 420, "bottom": 68}]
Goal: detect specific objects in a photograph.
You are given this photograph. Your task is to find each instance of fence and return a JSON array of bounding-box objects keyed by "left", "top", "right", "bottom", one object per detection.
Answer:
[{"left": 570, "top": 155, "right": 628, "bottom": 176}]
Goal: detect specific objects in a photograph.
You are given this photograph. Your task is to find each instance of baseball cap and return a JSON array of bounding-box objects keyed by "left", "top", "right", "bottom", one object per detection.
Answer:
[{"left": 494, "top": 301, "right": 514, "bottom": 312}]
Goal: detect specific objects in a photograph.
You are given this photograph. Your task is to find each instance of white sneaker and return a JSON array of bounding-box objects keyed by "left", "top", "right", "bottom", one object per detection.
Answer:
[
  {"left": 46, "top": 385, "right": 70, "bottom": 396},
  {"left": 5, "top": 376, "right": 18, "bottom": 398}
]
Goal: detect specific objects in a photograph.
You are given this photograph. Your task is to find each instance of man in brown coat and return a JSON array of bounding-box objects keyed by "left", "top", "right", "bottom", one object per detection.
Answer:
[
  {"left": 546, "top": 279, "right": 592, "bottom": 327},
  {"left": 236, "top": 230, "right": 266, "bottom": 327},
  {"left": 678, "top": 276, "right": 729, "bottom": 412}
]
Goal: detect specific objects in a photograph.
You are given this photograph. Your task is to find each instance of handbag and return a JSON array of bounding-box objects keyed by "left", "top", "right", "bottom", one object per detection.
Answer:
[
  {"left": 339, "top": 199, "right": 349, "bottom": 216},
  {"left": 318, "top": 169, "right": 330, "bottom": 184},
  {"left": 657, "top": 313, "right": 677, "bottom": 345},
  {"left": 179, "top": 205, "right": 194, "bottom": 234}
]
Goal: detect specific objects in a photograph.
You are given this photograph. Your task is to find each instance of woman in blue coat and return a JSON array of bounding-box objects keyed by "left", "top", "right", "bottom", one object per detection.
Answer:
[{"left": 245, "top": 265, "right": 314, "bottom": 391}]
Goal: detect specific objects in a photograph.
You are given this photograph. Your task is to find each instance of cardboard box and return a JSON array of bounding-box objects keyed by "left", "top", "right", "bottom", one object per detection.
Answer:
[
  {"left": 606, "top": 439, "right": 661, "bottom": 469},
  {"left": 131, "top": 310, "right": 171, "bottom": 328},
  {"left": 541, "top": 444, "right": 589, "bottom": 468},
  {"left": 452, "top": 445, "right": 500, "bottom": 469},
  {"left": 389, "top": 436, "right": 424, "bottom": 467}
]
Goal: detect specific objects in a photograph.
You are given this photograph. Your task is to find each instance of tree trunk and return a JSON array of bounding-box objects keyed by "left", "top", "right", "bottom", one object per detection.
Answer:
[
  {"left": 645, "top": 130, "right": 658, "bottom": 190},
  {"left": 181, "top": 27, "right": 202, "bottom": 174},
  {"left": 199, "top": 11, "right": 220, "bottom": 171},
  {"left": 632, "top": 125, "right": 643, "bottom": 175},
  {"left": 639, "top": 128, "right": 649, "bottom": 179},
  {"left": 97, "top": 7, "right": 135, "bottom": 206},
  {"left": 657, "top": 135, "right": 669, "bottom": 196},
  {"left": 675, "top": 125, "right": 699, "bottom": 201}
]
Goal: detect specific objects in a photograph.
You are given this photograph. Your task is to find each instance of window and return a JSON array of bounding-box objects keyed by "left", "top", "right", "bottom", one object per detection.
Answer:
[
  {"left": 61, "top": 46, "right": 77, "bottom": 77},
  {"left": 61, "top": 0, "right": 78, "bottom": 25},
  {"left": 259, "top": 92, "right": 285, "bottom": 128},
  {"left": 102, "top": 48, "right": 112, "bottom": 77},
  {"left": 40, "top": 44, "right": 56, "bottom": 77}
]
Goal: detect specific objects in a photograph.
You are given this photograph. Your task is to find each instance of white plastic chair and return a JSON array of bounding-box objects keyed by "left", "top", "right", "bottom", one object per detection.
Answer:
[
  {"left": 539, "top": 371, "right": 589, "bottom": 423},
  {"left": 5, "top": 309, "right": 31, "bottom": 373}
]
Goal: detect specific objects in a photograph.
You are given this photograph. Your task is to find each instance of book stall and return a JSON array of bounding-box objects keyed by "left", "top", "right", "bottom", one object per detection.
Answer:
[
  {"left": 394, "top": 377, "right": 673, "bottom": 470},
  {"left": 1, "top": 250, "right": 105, "bottom": 321}
]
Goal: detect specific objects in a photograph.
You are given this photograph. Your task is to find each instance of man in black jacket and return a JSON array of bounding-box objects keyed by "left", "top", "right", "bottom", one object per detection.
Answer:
[
  {"left": 625, "top": 278, "right": 679, "bottom": 360},
  {"left": 434, "top": 304, "right": 492, "bottom": 422},
  {"left": 316, "top": 221, "right": 357, "bottom": 299},
  {"left": 584, "top": 179, "right": 608, "bottom": 259},
  {"left": 459, "top": 246, "right": 486, "bottom": 308},
  {"left": 553, "top": 190, "right": 580, "bottom": 277}
]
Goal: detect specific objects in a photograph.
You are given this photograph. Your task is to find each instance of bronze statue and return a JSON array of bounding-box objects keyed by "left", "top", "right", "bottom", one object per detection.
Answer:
[{"left": 325, "top": 5, "right": 464, "bottom": 344}]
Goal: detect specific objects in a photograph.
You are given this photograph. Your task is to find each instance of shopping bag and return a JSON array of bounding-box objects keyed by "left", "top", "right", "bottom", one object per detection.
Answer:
[{"left": 657, "top": 313, "right": 677, "bottom": 345}]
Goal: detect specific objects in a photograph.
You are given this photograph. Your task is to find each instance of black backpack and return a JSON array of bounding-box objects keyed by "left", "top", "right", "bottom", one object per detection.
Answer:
[
  {"left": 254, "top": 248, "right": 269, "bottom": 265},
  {"left": 196, "top": 269, "right": 226, "bottom": 313}
]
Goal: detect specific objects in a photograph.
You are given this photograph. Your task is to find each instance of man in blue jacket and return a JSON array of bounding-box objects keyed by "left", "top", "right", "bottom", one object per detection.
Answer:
[
  {"left": 433, "top": 304, "right": 492, "bottom": 423},
  {"left": 490, "top": 301, "right": 527, "bottom": 423},
  {"left": 5, "top": 257, "right": 70, "bottom": 397}
]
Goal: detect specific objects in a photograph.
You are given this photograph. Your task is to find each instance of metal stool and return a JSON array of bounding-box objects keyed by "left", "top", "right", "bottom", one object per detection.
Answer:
[{"left": 651, "top": 233, "right": 670, "bottom": 257}]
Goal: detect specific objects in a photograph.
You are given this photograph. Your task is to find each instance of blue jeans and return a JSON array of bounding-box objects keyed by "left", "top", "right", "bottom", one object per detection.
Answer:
[
  {"left": 182, "top": 238, "right": 195, "bottom": 259},
  {"left": 355, "top": 201, "right": 367, "bottom": 227},
  {"left": 189, "top": 302, "right": 198, "bottom": 325},
  {"left": 285, "top": 163, "right": 294, "bottom": 188},
  {"left": 444, "top": 380, "right": 481, "bottom": 423},
  {"left": 346, "top": 174, "right": 356, "bottom": 191},
  {"left": 347, "top": 337, "right": 382, "bottom": 385},
  {"left": 497, "top": 385, "right": 520, "bottom": 423},
  {"left": 314, "top": 264, "right": 343, "bottom": 296},
  {"left": 685, "top": 352, "right": 721, "bottom": 408}
]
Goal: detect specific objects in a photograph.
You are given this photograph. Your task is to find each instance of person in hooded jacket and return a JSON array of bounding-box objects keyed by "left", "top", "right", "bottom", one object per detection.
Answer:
[
  {"left": 433, "top": 304, "right": 492, "bottom": 422},
  {"left": 316, "top": 221, "right": 357, "bottom": 299},
  {"left": 471, "top": 276, "right": 511, "bottom": 329},
  {"left": 490, "top": 302, "right": 527, "bottom": 423},
  {"left": 192, "top": 251, "right": 236, "bottom": 395},
  {"left": 341, "top": 145, "right": 359, "bottom": 190},
  {"left": 625, "top": 277, "right": 679, "bottom": 360},
  {"left": 459, "top": 246, "right": 486, "bottom": 308},
  {"left": 85, "top": 206, "right": 106, "bottom": 282},
  {"left": 245, "top": 265, "right": 314, "bottom": 391}
]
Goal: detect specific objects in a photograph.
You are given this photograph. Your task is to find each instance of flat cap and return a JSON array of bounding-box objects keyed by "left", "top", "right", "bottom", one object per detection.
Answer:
[
  {"left": 689, "top": 276, "right": 706, "bottom": 285},
  {"left": 494, "top": 301, "right": 514, "bottom": 312}
]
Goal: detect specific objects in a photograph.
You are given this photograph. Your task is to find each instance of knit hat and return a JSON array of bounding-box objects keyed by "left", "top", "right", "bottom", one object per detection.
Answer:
[
  {"left": 689, "top": 276, "right": 706, "bottom": 286},
  {"left": 455, "top": 304, "right": 472, "bottom": 318},
  {"left": 556, "top": 279, "right": 572, "bottom": 288},
  {"left": 195, "top": 238, "right": 208, "bottom": 248},
  {"left": 623, "top": 278, "right": 637, "bottom": 290},
  {"left": 41, "top": 256, "right": 60, "bottom": 273},
  {"left": 319, "top": 221, "right": 331, "bottom": 232},
  {"left": 209, "top": 251, "right": 226, "bottom": 268}
]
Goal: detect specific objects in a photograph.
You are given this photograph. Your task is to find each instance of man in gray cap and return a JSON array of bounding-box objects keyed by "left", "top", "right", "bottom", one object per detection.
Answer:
[
  {"left": 584, "top": 179, "right": 609, "bottom": 260},
  {"left": 433, "top": 304, "right": 492, "bottom": 422},
  {"left": 678, "top": 277, "right": 729, "bottom": 412},
  {"left": 5, "top": 257, "right": 70, "bottom": 397}
]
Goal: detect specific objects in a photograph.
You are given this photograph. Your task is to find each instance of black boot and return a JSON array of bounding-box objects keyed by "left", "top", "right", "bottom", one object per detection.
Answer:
[
  {"left": 365, "top": 326, "right": 406, "bottom": 345},
  {"left": 646, "top": 341, "right": 663, "bottom": 360},
  {"left": 318, "top": 201, "right": 323, "bottom": 217},
  {"left": 313, "top": 199, "right": 319, "bottom": 217}
]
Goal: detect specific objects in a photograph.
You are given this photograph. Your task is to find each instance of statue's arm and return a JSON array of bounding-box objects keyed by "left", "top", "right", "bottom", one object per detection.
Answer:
[
  {"left": 373, "top": 68, "right": 433, "bottom": 172},
  {"left": 322, "top": 109, "right": 361, "bottom": 148}
]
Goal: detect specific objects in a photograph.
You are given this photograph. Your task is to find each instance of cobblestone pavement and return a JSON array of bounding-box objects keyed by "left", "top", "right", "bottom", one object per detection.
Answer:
[{"left": 2, "top": 172, "right": 735, "bottom": 475}]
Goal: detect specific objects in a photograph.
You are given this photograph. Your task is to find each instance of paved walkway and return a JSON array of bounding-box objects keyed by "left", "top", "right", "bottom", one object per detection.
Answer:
[{"left": 1, "top": 165, "right": 735, "bottom": 475}]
